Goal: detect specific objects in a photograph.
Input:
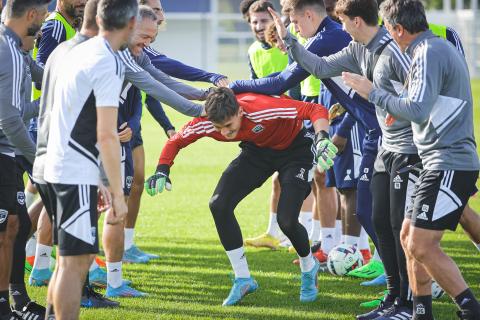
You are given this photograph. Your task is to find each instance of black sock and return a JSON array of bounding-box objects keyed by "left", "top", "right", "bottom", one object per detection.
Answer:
[
  {"left": 45, "top": 303, "right": 55, "bottom": 318},
  {"left": 9, "top": 283, "right": 30, "bottom": 311},
  {"left": 0, "top": 290, "right": 10, "bottom": 315},
  {"left": 385, "top": 294, "right": 397, "bottom": 304},
  {"left": 412, "top": 295, "right": 434, "bottom": 320},
  {"left": 454, "top": 288, "right": 480, "bottom": 315}
]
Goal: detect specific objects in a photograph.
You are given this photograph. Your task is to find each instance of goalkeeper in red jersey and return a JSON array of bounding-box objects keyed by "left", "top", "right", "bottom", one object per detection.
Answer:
[{"left": 145, "top": 88, "right": 337, "bottom": 306}]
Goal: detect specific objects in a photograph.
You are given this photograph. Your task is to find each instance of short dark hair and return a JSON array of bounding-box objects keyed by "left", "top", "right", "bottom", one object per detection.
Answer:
[
  {"left": 283, "top": 0, "right": 325, "bottom": 14},
  {"left": 240, "top": 0, "right": 258, "bottom": 20},
  {"left": 98, "top": 0, "right": 138, "bottom": 31},
  {"left": 335, "top": 0, "right": 378, "bottom": 26},
  {"left": 139, "top": 0, "right": 149, "bottom": 4},
  {"left": 379, "top": 0, "right": 428, "bottom": 33},
  {"left": 247, "top": 0, "right": 274, "bottom": 22},
  {"left": 83, "top": 0, "right": 100, "bottom": 31},
  {"left": 6, "top": 0, "right": 50, "bottom": 18},
  {"left": 205, "top": 88, "right": 240, "bottom": 124}
]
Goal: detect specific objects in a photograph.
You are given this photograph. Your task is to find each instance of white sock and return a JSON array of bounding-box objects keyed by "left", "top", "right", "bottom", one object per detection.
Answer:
[
  {"left": 266, "top": 212, "right": 280, "bottom": 238},
  {"left": 321, "top": 227, "right": 336, "bottom": 254},
  {"left": 89, "top": 259, "right": 99, "bottom": 272},
  {"left": 107, "top": 261, "right": 123, "bottom": 289},
  {"left": 341, "top": 234, "right": 346, "bottom": 244},
  {"left": 33, "top": 244, "right": 52, "bottom": 270},
  {"left": 299, "top": 211, "right": 313, "bottom": 234},
  {"left": 299, "top": 251, "right": 315, "bottom": 273},
  {"left": 25, "top": 190, "right": 36, "bottom": 209},
  {"left": 359, "top": 228, "right": 370, "bottom": 250},
  {"left": 25, "top": 233, "right": 37, "bottom": 257},
  {"left": 226, "top": 247, "right": 250, "bottom": 279},
  {"left": 334, "top": 220, "right": 342, "bottom": 244},
  {"left": 345, "top": 235, "right": 359, "bottom": 246},
  {"left": 372, "top": 248, "right": 382, "bottom": 262},
  {"left": 309, "top": 219, "right": 321, "bottom": 243},
  {"left": 124, "top": 228, "right": 135, "bottom": 251}
]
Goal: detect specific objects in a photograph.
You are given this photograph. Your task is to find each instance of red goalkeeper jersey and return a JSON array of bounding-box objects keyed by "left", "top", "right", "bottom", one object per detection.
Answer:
[{"left": 158, "top": 93, "right": 328, "bottom": 167}]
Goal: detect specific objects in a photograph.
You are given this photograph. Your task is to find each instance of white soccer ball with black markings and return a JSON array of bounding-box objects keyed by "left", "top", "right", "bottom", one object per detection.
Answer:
[{"left": 327, "top": 244, "right": 364, "bottom": 276}]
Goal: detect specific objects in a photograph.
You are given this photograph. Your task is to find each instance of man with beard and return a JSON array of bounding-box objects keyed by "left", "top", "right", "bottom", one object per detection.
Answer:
[{"left": 0, "top": 1, "right": 50, "bottom": 319}]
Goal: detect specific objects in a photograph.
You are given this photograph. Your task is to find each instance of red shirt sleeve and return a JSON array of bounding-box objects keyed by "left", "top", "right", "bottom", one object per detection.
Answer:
[
  {"left": 158, "top": 117, "right": 218, "bottom": 167},
  {"left": 237, "top": 93, "right": 328, "bottom": 123}
]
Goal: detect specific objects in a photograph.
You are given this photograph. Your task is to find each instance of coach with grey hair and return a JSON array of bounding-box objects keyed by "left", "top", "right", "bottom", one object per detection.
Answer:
[{"left": 342, "top": 0, "right": 480, "bottom": 319}]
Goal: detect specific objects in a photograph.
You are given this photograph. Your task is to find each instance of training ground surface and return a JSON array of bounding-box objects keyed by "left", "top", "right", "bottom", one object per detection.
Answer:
[{"left": 28, "top": 77, "right": 480, "bottom": 319}]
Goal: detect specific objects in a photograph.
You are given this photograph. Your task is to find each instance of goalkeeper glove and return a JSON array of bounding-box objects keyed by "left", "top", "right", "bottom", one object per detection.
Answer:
[
  {"left": 315, "top": 130, "right": 338, "bottom": 172},
  {"left": 145, "top": 164, "right": 172, "bottom": 196}
]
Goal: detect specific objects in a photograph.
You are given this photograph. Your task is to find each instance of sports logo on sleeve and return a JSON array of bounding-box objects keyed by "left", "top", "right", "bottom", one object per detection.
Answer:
[{"left": 252, "top": 124, "right": 264, "bottom": 134}]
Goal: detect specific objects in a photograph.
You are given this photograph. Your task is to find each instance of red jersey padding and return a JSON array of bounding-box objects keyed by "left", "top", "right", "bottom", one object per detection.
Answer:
[{"left": 158, "top": 93, "right": 328, "bottom": 167}]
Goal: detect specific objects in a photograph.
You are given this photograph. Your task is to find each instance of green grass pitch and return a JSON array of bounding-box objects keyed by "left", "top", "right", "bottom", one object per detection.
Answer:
[{"left": 27, "top": 75, "right": 480, "bottom": 319}]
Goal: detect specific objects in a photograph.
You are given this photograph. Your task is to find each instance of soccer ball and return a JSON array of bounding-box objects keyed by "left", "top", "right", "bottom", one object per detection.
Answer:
[
  {"left": 432, "top": 281, "right": 445, "bottom": 299},
  {"left": 327, "top": 244, "right": 363, "bottom": 276}
]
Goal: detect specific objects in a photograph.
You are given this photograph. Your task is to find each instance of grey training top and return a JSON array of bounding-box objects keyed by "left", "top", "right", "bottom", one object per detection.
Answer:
[
  {"left": 0, "top": 24, "right": 38, "bottom": 163},
  {"left": 118, "top": 49, "right": 205, "bottom": 117},
  {"left": 33, "top": 33, "right": 89, "bottom": 184},
  {"left": 369, "top": 30, "right": 479, "bottom": 171},
  {"left": 284, "top": 27, "right": 417, "bottom": 154}
]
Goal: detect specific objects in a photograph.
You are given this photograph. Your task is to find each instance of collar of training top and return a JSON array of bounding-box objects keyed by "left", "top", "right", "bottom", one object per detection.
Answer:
[
  {"left": 0, "top": 24, "right": 22, "bottom": 47},
  {"left": 406, "top": 29, "right": 434, "bottom": 57},
  {"left": 365, "top": 26, "right": 388, "bottom": 51}
]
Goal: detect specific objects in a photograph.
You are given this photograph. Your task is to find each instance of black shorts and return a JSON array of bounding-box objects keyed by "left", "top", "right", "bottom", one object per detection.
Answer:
[
  {"left": 0, "top": 154, "right": 18, "bottom": 232},
  {"left": 407, "top": 170, "right": 479, "bottom": 231},
  {"left": 374, "top": 149, "right": 421, "bottom": 217},
  {"left": 36, "top": 182, "right": 57, "bottom": 242},
  {"left": 14, "top": 160, "right": 27, "bottom": 213},
  {"left": 48, "top": 183, "right": 99, "bottom": 256},
  {"left": 238, "top": 128, "right": 316, "bottom": 191}
]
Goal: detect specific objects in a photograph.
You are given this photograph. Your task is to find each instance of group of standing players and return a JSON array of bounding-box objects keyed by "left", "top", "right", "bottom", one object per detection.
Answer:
[{"left": 0, "top": 0, "right": 479, "bottom": 319}]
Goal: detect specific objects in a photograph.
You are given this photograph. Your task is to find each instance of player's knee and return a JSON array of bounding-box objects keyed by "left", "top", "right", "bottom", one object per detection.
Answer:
[
  {"left": 314, "top": 169, "right": 326, "bottom": 187},
  {"left": 277, "top": 213, "right": 296, "bottom": 235},
  {"left": 400, "top": 222, "right": 410, "bottom": 251},
  {"left": 209, "top": 194, "right": 229, "bottom": 219},
  {"left": 407, "top": 237, "right": 432, "bottom": 263}
]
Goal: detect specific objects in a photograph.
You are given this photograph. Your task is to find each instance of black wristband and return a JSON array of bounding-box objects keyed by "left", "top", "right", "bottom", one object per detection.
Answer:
[
  {"left": 156, "top": 164, "right": 170, "bottom": 176},
  {"left": 315, "top": 130, "right": 329, "bottom": 142}
]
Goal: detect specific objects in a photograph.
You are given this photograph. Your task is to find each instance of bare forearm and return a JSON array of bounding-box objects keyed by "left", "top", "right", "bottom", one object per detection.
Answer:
[{"left": 312, "top": 118, "right": 329, "bottom": 134}]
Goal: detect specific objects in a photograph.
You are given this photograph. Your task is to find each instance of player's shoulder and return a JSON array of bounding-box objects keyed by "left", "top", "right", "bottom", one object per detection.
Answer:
[
  {"left": 41, "top": 19, "right": 66, "bottom": 43},
  {"left": 73, "top": 37, "right": 122, "bottom": 73},
  {"left": 144, "top": 46, "right": 164, "bottom": 58}
]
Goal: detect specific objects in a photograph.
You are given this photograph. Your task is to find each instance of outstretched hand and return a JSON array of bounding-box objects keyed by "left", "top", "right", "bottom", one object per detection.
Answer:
[{"left": 267, "top": 7, "right": 288, "bottom": 40}]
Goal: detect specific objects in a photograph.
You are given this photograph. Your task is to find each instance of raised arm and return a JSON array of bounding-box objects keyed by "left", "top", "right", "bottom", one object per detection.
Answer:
[{"left": 145, "top": 47, "right": 227, "bottom": 85}]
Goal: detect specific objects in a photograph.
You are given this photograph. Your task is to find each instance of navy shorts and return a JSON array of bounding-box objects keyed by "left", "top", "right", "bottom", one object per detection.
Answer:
[
  {"left": 325, "top": 121, "right": 365, "bottom": 189},
  {"left": 121, "top": 143, "right": 134, "bottom": 196},
  {"left": 131, "top": 126, "right": 143, "bottom": 149}
]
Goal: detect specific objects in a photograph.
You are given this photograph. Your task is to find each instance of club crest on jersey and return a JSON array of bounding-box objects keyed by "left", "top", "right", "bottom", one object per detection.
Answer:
[
  {"left": 0, "top": 209, "right": 7, "bottom": 224},
  {"left": 296, "top": 168, "right": 306, "bottom": 181},
  {"left": 252, "top": 124, "right": 264, "bottom": 134}
]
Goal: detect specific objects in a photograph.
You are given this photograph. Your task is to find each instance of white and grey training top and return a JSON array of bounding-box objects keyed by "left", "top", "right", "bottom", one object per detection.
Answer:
[
  {"left": 369, "top": 30, "right": 479, "bottom": 171},
  {"left": 0, "top": 24, "right": 42, "bottom": 163},
  {"left": 44, "top": 36, "right": 125, "bottom": 186},
  {"left": 33, "top": 33, "right": 89, "bottom": 184},
  {"left": 284, "top": 27, "right": 416, "bottom": 154}
]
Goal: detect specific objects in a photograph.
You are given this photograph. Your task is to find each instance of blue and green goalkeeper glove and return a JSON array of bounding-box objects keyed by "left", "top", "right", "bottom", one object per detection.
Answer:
[
  {"left": 315, "top": 130, "right": 338, "bottom": 172},
  {"left": 145, "top": 164, "right": 172, "bottom": 196}
]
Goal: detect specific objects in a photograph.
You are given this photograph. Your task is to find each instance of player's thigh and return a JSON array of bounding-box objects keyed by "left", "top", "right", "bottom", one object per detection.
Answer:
[
  {"left": 132, "top": 145, "right": 145, "bottom": 181},
  {"left": 211, "top": 151, "right": 273, "bottom": 209}
]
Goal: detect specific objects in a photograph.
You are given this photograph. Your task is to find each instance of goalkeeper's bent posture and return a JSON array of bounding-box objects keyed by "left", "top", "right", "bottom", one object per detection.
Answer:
[{"left": 146, "top": 87, "right": 336, "bottom": 306}]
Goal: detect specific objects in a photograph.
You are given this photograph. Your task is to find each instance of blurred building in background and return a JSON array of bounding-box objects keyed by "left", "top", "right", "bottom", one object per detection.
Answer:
[{"left": 0, "top": 0, "right": 478, "bottom": 77}]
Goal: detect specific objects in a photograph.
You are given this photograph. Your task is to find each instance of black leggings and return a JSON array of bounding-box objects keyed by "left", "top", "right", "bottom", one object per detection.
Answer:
[
  {"left": 209, "top": 139, "right": 313, "bottom": 258},
  {"left": 371, "top": 151, "right": 419, "bottom": 302}
]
